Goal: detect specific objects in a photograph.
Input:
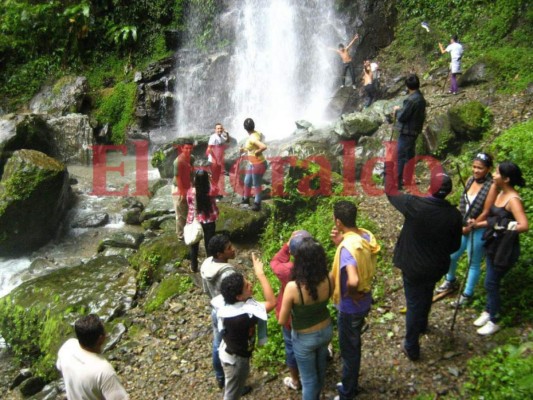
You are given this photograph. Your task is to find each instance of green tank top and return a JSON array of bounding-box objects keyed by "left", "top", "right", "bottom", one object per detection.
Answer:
[{"left": 291, "top": 277, "right": 332, "bottom": 331}]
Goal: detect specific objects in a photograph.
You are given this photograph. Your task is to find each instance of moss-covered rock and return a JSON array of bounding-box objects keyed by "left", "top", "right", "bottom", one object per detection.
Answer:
[
  {"left": 217, "top": 203, "right": 270, "bottom": 242},
  {"left": 448, "top": 101, "right": 492, "bottom": 140},
  {"left": 144, "top": 274, "right": 193, "bottom": 313},
  {"left": 0, "top": 149, "right": 70, "bottom": 256},
  {"left": 424, "top": 113, "right": 457, "bottom": 157},
  {"left": 6, "top": 255, "right": 136, "bottom": 319}
]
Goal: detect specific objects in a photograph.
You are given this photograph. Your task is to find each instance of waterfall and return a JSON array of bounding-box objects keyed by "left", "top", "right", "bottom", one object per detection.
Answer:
[{"left": 174, "top": 0, "right": 345, "bottom": 141}]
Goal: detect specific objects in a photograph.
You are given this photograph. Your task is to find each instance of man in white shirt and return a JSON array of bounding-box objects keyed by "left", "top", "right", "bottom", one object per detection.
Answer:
[
  {"left": 206, "top": 123, "right": 230, "bottom": 199},
  {"left": 57, "top": 314, "right": 129, "bottom": 400},
  {"left": 439, "top": 35, "right": 464, "bottom": 95}
]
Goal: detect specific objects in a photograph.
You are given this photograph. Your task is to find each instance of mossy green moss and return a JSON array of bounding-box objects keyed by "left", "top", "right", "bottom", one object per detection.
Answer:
[
  {"left": 448, "top": 101, "right": 492, "bottom": 140},
  {"left": 144, "top": 274, "right": 193, "bottom": 312},
  {"left": 94, "top": 81, "right": 137, "bottom": 144}
]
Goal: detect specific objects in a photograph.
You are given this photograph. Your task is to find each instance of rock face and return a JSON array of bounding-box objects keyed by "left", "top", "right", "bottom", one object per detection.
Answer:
[
  {"left": 46, "top": 114, "right": 94, "bottom": 164},
  {"left": 0, "top": 150, "right": 70, "bottom": 256},
  {"left": 29, "top": 76, "right": 89, "bottom": 116}
]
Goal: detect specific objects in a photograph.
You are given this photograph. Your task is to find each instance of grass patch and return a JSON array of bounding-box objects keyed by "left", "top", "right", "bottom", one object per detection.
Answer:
[{"left": 144, "top": 274, "right": 193, "bottom": 312}]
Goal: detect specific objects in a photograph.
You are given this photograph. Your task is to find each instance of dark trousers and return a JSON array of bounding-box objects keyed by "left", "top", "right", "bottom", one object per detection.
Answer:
[
  {"left": 337, "top": 311, "right": 368, "bottom": 400},
  {"left": 341, "top": 62, "right": 356, "bottom": 86},
  {"left": 397, "top": 134, "right": 417, "bottom": 188},
  {"left": 189, "top": 221, "right": 216, "bottom": 272},
  {"left": 484, "top": 256, "right": 510, "bottom": 323},
  {"left": 402, "top": 275, "right": 436, "bottom": 358}
]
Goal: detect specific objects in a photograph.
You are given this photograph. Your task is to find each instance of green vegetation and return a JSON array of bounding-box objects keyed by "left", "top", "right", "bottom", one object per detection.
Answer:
[
  {"left": 145, "top": 274, "right": 193, "bottom": 312},
  {"left": 392, "top": 0, "right": 532, "bottom": 93},
  {"left": 463, "top": 340, "right": 533, "bottom": 398},
  {"left": 0, "top": 297, "right": 76, "bottom": 380}
]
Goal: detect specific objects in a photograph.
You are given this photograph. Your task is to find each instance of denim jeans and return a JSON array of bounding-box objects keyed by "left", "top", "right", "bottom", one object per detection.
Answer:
[
  {"left": 243, "top": 161, "right": 266, "bottom": 204},
  {"left": 446, "top": 228, "right": 486, "bottom": 296},
  {"left": 397, "top": 134, "right": 416, "bottom": 187},
  {"left": 337, "top": 311, "right": 368, "bottom": 400},
  {"left": 282, "top": 326, "right": 298, "bottom": 369},
  {"left": 212, "top": 309, "right": 224, "bottom": 382},
  {"left": 484, "top": 256, "right": 510, "bottom": 323},
  {"left": 402, "top": 275, "right": 436, "bottom": 358},
  {"left": 341, "top": 62, "right": 356, "bottom": 86},
  {"left": 292, "top": 324, "right": 333, "bottom": 400}
]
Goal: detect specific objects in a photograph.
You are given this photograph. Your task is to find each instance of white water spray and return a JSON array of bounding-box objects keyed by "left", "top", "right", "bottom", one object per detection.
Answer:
[{"left": 175, "top": 0, "right": 341, "bottom": 140}]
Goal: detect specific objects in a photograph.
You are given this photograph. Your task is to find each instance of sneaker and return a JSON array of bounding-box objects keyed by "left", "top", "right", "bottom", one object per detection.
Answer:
[
  {"left": 283, "top": 377, "right": 300, "bottom": 391},
  {"left": 477, "top": 320, "right": 500, "bottom": 336},
  {"left": 436, "top": 279, "right": 458, "bottom": 293},
  {"left": 251, "top": 202, "right": 261, "bottom": 211},
  {"left": 450, "top": 294, "right": 472, "bottom": 307},
  {"left": 473, "top": 311, "right": 491, "bottom": 327},
  {"left": 240, "top": 197, "right": 250, "bottom": 205}
]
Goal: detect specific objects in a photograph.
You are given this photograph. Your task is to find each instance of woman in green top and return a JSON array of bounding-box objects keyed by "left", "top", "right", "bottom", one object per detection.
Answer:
[{"left": 279, "top": 237, "right": 334, "bottom": 400}]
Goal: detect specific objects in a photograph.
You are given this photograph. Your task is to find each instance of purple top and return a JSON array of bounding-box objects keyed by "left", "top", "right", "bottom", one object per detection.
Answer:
[{"left": 337, "top": 233, "right": 372, "bottom": 314}]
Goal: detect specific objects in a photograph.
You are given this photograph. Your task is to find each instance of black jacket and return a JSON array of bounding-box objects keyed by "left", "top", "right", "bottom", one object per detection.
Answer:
[
  {"left": 387, "top": 193, "right": 463, "bottom": 283},
  {"left": 395, "top": 90, "right": 426, "bottom": 136}
]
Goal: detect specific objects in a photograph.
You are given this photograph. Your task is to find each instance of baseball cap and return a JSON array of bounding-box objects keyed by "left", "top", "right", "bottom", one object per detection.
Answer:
[{"left": 431, "top": 173, "right": 453, "bottom": 199}]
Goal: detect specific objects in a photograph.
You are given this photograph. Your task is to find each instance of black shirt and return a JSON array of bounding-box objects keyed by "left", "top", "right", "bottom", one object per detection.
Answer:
[{"left": 222, "top": 313, "right": 258, "bottom": 358}]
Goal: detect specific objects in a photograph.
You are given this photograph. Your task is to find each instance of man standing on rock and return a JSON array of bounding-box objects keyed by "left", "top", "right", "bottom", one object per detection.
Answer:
[
  {"left": 172, "top": 141, "right": 194, "bottom": 241},
  {"left": 206, "top": 123, "right": 230, "bottom": 200},
  {"left": 392, "top": 74, "right": 426, "bottom": 190},
  {"left": 385, "top": 167, "right": 462, "bottom": 361},
  {"left": 56, "top": 314, "right": 129, "bottom": 400},
  {"left": 200, "top": 234, "right": 238, "bottom": 389},
  {"left": 329, "top": 33, "right": 359, "bottom": 89},
  {"left": 330, "top": 200, "right": 380, "bottom": 400}
]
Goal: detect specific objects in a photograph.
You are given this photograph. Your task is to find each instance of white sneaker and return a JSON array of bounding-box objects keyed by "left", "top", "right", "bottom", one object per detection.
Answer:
[
  {"left": 473, "top": 311, "right": 490, "bottom": 327},
  {"left": 477, "top": 320, "right": 501, "bottom": 336}
]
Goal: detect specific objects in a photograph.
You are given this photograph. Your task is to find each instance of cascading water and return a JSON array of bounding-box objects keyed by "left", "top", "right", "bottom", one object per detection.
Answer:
[{"left": 174, "top": 0, "right": 346, "bottom": 140}]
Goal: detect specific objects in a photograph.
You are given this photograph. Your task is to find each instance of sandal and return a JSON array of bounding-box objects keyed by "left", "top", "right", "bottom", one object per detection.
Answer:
[{"left": 283, "top": 377, "right": 300, "bottom": 390}]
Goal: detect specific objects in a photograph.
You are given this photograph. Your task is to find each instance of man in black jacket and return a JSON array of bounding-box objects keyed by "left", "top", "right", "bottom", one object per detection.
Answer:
[
  {"left": 385, "top": 168, "right": 462, "bottom": 360},
  {"left": 392, "top": 74, "right": 426, "bottom": 189}
]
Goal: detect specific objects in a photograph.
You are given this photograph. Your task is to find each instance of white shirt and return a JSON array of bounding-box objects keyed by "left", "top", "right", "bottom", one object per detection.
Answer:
[
  {"left": 445, "top": 42, "right": 464, "bottom": 73},
  {"left": 57, "top": 338, "right": 129, "bottom": 400},
  {"left": 207, "top": 132, "right": 229, "bottom": 163}
]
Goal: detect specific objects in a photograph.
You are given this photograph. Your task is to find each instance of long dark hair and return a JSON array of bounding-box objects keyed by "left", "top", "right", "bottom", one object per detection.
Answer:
[
  {"left": 194, "top": 170, "right": 212, "bottom": 216},
  {"left": 291, "top": 237, "right": 329, "bottom": 301}
]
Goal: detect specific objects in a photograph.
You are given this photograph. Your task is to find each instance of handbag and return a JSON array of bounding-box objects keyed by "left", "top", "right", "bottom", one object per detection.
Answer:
[{"left": 184, "top": 218, "right": 203, "bottom": 245}]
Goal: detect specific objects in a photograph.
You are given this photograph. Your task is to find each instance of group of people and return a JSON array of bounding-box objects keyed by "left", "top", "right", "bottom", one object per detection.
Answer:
[
  {"left": 53, "top": 33, "right": 528, "bottom": 400},
  {"left": 171, "top": 118, "right": 268, "bottom": 272}
]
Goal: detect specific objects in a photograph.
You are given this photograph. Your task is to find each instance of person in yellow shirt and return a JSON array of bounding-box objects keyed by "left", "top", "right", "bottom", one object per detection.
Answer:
[{"left": 240, "top": 118, "right": 267, "bottom": 211}]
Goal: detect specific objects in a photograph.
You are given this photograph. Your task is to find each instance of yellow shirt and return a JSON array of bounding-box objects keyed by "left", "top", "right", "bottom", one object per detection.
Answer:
[{"left": 243, "top": 131, "right": 266, "bottom": 164}]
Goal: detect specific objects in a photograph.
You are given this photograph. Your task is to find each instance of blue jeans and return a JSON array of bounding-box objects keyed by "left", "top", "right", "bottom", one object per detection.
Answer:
[
  {"left": 397, "top": 134, "right": 416, "bottom": 187},
  {"left": 337, "top": 311, "right": 368, "bottom": 400},
  {"left": 446, "top": 228, "right": 486, "bottom": 296},
  {"left": 484, "top": 256, "right": 510, "bottom": 323},
  {"left": 244, "top": 161, "right": 266, "bottom": 204},
  {"left": 211, "top": 309, "right": 224, "bottom": 382},
  {"left": 292, "top": 323, "right": 333, "bottom": 400},
  {"left": 402, "top": 275, "right": 435, "bottom": 358},
  {"left": 282, "top": 326, "right": 298, "bottom": 369}
]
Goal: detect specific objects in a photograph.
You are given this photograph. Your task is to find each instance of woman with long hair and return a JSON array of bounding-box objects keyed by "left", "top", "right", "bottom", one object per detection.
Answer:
[
  {"left": 436, "top": 152, "right": 497, "bottom": 305},
  {"left": 473, "top": 161, "right": 528, "bottom": 335},
  {"left": 278, "top": 237, "right": 334, "bottom": 400},
  {"left": 187, "top": 169, "right": 219, "bottom": 272}
]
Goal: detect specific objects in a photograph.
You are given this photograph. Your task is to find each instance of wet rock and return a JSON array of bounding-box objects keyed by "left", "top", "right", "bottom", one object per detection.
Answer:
[
  {"left": 0, "top": 150, "right": 70, "bottom": 256},
  {"left": 123, "top": 208, "right": 143, "bottom": 225},
  {"left": 104, "top": 323, "right": 127, "bottom": 353},
  {"left": 9, "top": 369, "right": 32, "bottom": 390},
  {"left": 72, "top": 212, "right": 109, "bottom": 228},
  {"left": 459, "top": 62, "right": 489, "bottom": 87},
  {"left": 98, "top": 231, "right": 145, "bottom": 251},
  {"left": 45, "top": 114, "right": 94, "bottom": 164}
]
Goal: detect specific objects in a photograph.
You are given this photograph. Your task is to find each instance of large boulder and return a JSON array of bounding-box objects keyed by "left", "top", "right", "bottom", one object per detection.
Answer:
[
  {"left": 0, "top": 150, "right": 70, "bottom": 256},
  {"left": 0, "top": 114, "right": 56, "bottom": 177},
  {"left": 459, "top": 62, "right": 490, "bottom": 87},
  {"left": 424, "top": 113, "right": 456, "bottom": 156},
  {"left": 45, "top": 114, "right": 95, "bottom": 164},
  {"left": 7, "top": 255, "right": 137, "bottom": 320},
  {"left": 29, "top": 76, "right": 89, "bottom": 116},
  {"left": 448, "top": 101, "right": 492, "bottom": 140}
]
